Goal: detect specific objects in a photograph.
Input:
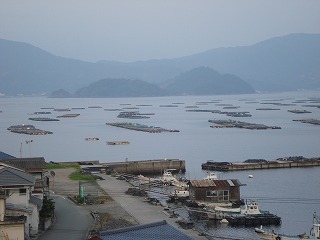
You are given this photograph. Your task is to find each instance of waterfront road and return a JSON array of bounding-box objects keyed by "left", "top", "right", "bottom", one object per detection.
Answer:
[
  {"left": 38, "top": 194, "right": 93, "bottom": 240},
  {"left": 95, "top": 174, "right": 208, "bottom": 240}
]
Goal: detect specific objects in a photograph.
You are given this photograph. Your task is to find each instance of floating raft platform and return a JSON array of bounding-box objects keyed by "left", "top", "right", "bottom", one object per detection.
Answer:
[
  {"left": 85, "top": 137, "right": 99, "bottom": 141},
  {"left": 57, "top": 113, "right": 80, "bottom": 118},
  {"left": 29, "top": 117, "right": 59, "bottom": 121},
  {"left": 107, "top": 141, "right": 129, "bottom": 145},
  {"left": 293, "top": 118, "right": 320, "bottom": 125},
  {"left": 106, "top": 122, "right": 179, "bottom": 133},
  {"left": 201, "top": 157, "right": 320, "bottom": 171},
  {"left": 209, "top": 119, "right": 281, "bottom": 130},
  {"left": 7, "top": 124, "right": 53, "bottom": 135}
]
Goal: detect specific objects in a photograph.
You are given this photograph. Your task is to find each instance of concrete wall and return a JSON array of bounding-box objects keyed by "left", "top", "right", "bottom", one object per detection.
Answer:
[
  {"left": 104, "top": 159, "right": 186, "bottom": 175},
  {"left": 0, "top": 223, "right": 24, "bottom": 240}
]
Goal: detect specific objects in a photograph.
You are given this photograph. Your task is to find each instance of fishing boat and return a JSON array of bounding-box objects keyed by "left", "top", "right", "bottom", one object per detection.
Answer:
[
  {"left": 161, "top": 169, "right": 187, "bottom": 188},
  {"left": 203, "top": 171, "right": 219, "bottom": 180},
  {"left": 255, "top": 212, "right": 320, "bottom": 239},
  {"left": 242, "top": 200, "right": 262, "bottom": 215},
  {"left": 215, "top": 206, "right": 241, "bottom": 214},
  {"left": 162, "top": 169, "right": 179, "bottom": 183},
  {"left": 223, "top": 200, "right": 282, "bottom": 226}
]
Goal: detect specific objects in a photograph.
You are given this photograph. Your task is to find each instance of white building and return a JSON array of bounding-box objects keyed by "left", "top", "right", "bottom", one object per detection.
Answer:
[{"left": 0, "top": 164, "right": 42, "bottom": 238}]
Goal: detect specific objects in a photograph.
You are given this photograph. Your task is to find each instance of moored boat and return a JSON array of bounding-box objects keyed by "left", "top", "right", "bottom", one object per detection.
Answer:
[
  {"left": 255, "top": 212, "right": 320, "bottom": 239},
  {"left": 203, "top": 171, "right": 219, "bottom": 180}
]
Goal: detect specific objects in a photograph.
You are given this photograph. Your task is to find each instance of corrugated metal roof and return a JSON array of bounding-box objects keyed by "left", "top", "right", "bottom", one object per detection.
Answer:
[
  {"left": 100, "top": 220, "right": 192, "bottom": 240},
  {"left": 189, "top": 179, "right": 241, "bottom": 188},
  {"left": 189, "top": 180, "right": 216, "bottom": 187},
  {"left": 0, "top": 167, "right": 35, "bottom": 186},
  {"left": 227, "top": 179, "right": 235, "bottom": 186}
]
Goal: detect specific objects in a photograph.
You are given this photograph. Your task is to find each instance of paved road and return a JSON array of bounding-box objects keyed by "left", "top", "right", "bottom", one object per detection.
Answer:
[
  {"left": 95, "top": 174, "right": 208, "bottom": 240},
  {"left": 38, "top": 195, "right": 93, "bottom": 240}
]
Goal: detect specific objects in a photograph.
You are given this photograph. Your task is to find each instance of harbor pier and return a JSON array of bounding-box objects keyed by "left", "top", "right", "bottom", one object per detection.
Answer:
[{"left": 102, "top": 158, "right": 186, "bottom": 175}]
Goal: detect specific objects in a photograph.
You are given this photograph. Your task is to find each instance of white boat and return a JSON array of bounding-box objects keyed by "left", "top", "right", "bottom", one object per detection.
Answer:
[
  {"left": 174, "top": 189, "right": 189, "bottom": 198},
  {"left": 255, "top": 212, "right": 320, "bottom": 240},
  {"left": 212, "top": 200, "right": 260, "bottom": 215},
  {"left": 242, "top": 200, "right": 262, "bottom": 215},
  {"left": 215, "top": 206, "right": 241, "bottom": 214},
  {"left": 162, "top": 169, "right": 177, "bottom": 182},
  {"left": 161, "top": 169, "right": 188, "bottom": 188},
  {"left": 203, "top": 171, "right": 219, "bottom": 180}
]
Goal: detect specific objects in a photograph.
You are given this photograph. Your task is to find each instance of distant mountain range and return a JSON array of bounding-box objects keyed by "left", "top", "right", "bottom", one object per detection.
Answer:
[{"left": 1, "top": 33, "right": 319, "bottom": 96}]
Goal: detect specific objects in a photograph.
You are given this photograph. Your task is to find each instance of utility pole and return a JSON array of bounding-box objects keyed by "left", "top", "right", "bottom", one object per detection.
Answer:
[
  {"left": 20, "top": 142, "right": 23, "bottom": 157},
  {"left": 25, "top": 140, "right": 33, "bottom": 157}
]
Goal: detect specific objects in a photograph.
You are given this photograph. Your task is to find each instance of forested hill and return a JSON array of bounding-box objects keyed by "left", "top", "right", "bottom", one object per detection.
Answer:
[{"left": 1, "top": 33, "right": 319, "bottom": 96}]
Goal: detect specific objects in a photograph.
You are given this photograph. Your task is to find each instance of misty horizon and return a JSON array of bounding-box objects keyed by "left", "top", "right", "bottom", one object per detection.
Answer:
[{"left": 1, "top": 1, "right": 319, "bottom": 62}]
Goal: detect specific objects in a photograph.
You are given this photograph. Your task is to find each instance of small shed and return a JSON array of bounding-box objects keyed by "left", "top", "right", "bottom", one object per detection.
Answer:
[{"left": 188, "top": 179, "right": 242, "bottom": 203}]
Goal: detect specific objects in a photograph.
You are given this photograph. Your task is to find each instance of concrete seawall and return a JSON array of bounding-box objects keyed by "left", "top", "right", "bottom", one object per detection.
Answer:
[{"left": 102, "top": 159, "right": 186, "bottom": 175}]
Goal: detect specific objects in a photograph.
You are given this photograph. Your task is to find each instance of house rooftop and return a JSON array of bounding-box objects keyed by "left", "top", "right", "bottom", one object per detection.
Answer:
[
  {"left": 98, "top": 220, "right": 192, "bottom": 240},
  {"left": 189, "top": 179, "right": 243, "bottom": 188},
  {"left": 0, "top": 151, "right": 15, "bottom": 159},
  {"left": 0, "top": 157, "right": 46, "bottom": 172},
  {"left": 0, "top": 166, "right": 35, "bottom": 187}
]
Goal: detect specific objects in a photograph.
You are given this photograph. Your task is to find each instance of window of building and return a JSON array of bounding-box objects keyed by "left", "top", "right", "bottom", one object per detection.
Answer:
[
  {"left": 206, "top": 190, "right": 229, "bottom": 201},
  {"left": 206, "top": 190, "right": 217, "bottom": 197},
  {"left": 19, "top": 188, "right": 27, "bottom": 195}
]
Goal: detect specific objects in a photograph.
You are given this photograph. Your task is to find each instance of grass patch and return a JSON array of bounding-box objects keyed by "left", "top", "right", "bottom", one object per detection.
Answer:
[
  {"left": 46, "top": 162, "right": 99, "bottom": 181},
  {"left": 69, "top": 170, "right": 98, "bottom": 181}
]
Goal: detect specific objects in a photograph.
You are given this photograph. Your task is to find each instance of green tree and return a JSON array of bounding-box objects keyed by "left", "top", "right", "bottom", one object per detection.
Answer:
[{"left": 40, "top": 196, "right": 55, "bottom": 218}]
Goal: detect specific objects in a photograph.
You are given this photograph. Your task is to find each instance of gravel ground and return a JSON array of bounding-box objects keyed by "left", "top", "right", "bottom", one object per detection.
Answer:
[{"left": 49, "top": 168, "right": 138, "bottom": 232}]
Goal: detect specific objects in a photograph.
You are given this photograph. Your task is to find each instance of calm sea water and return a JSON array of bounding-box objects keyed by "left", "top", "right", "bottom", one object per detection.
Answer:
[{"left": 1, "top": 91, "right": 320, "bottom": 239}]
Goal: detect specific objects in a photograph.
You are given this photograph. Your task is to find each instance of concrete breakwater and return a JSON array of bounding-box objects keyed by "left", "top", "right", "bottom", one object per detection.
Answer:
[
  {"left": 201, "top": 157, "right": 320, "bottom": 171},
  {"left": 102, "top": 159, "right": 186, "bottom": 175}
]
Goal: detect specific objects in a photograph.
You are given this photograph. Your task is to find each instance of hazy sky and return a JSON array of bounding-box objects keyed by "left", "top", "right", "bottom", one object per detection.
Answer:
[{"left": 1, "top": 0, "right": 320, "bottom": 62}]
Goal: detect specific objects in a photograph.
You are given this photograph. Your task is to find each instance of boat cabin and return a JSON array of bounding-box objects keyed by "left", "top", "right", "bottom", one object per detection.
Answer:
[{"left": 188, "top": 179, "right": 242, "bottom": 203}]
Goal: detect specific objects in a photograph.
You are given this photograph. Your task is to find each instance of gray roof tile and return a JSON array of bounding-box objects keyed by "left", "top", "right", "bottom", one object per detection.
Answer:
[
  {"left": 100, "top": 220, "right": 192, "bottom": 240},
  {"left": 0, "top": 167, "right": 35, "bottom": 186},
  {"left": 0, "top": 157, "right": 46, "bottom": 171}
]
